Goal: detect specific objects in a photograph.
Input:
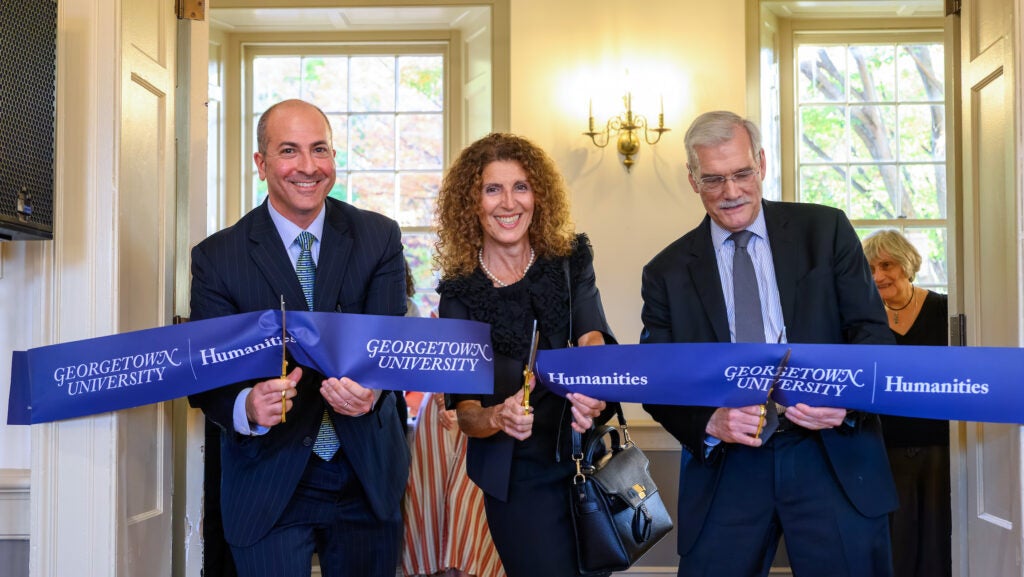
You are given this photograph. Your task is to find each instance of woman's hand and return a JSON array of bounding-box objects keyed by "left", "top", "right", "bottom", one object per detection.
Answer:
[
  {"left": 567, "top": 392, "right": 606, "bottom": 433},
  {"left": 433, "top": 393, "right": 458, "bottom": 431},
  {"left": 454, "top": 377, "right": 535, "bottom": 440}
]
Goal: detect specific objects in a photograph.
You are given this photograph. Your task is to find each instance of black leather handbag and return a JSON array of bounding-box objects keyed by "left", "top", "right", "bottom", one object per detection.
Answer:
[{"left": 570, "top": 408, "right": 673, "bottom": 575}]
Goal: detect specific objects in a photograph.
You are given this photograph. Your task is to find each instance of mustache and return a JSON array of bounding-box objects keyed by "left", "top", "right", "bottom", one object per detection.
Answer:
[{"left": 717, "top": 198, "right": 749, "bottom": 210}]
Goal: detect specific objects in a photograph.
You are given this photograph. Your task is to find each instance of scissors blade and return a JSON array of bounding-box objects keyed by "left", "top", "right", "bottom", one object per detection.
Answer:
[
  {"left": 756, "top": 348, "right": 791, "bottom": 441},
  {"left": 525, "top": 319, "right": 540, "bottom": 372}
]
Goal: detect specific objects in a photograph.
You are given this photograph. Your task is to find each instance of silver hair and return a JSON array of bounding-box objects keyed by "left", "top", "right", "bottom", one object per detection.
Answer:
[
  {"left": 684, "top": 111, "right": 762, "bottom": 177},
  {"left": 862, "top": 229, "right": 923, "bottom": 282}
]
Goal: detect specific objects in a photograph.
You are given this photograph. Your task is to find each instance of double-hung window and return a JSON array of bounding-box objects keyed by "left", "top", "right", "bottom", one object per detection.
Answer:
[
  {"left": 788, "top": 29, "right": 947, "bottom": 291},
  {"left": 246, "top": 45, "right": 448, "bottom": 314}
]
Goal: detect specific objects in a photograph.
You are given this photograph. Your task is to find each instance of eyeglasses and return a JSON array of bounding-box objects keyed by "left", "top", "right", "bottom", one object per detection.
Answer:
[{"left": 695, "top": 168, "right": 760, "bottom": 193}]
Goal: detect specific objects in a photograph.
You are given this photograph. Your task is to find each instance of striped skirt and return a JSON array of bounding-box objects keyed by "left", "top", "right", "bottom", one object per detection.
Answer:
[{"left": 402, "top": 393, "right": 505, "bottom": 577}]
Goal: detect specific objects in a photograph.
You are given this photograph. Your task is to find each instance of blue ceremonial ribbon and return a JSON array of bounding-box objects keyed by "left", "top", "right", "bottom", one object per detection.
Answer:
[
  {"left": 8, "top": 311, "right": 493, "bottom": 425},
  {"left": 535, "top": 342, "right": 1024, "bottom": 424}
]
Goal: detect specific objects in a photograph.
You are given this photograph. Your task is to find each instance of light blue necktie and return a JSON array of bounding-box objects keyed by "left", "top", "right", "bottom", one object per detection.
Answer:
[{"left": 296, "top": 231, "right": 340, "bottom": 461}]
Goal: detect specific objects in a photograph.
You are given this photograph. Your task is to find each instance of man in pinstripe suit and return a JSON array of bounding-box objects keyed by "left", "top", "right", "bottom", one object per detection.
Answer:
[{"left": 188, "top": 99, "right": 411, "bottom": 577}]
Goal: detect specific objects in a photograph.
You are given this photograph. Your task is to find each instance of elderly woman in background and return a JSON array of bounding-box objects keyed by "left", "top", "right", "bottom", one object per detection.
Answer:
[
  {"left": 434, "top": 132, "right": 616, "bottom": 577},
  {"left": 863, "top": 229, "right": 951, "bottom": 577}
]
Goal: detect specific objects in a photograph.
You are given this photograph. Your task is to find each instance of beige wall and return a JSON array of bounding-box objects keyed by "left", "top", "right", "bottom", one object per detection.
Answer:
[{"left": 508, "top": 0, "right": 748, "bottom": 343}]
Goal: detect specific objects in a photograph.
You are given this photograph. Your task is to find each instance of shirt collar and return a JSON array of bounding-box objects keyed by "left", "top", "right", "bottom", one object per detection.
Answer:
[
  {"left": 266, "top": 199, "right": 326, "bottom": 246},
  {"left": 710, "top": 203, "right": 768, "bottom": 250}
]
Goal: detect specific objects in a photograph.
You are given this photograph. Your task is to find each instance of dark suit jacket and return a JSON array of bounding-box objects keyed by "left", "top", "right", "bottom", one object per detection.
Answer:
[
  {"left": 640, "top": 200, "right": 898, "bottom": 554},
  {"left": 188, "top": 198, "right": 411, "bottom": 547}
]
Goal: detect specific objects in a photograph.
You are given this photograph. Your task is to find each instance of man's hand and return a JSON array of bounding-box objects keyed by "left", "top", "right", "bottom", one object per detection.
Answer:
[
  {"left": 245, "top": 367, "right": 301, "bottom": 427},
  {"left": 321, "top": 376, "right": 374, "bottom": 416},
  {"left": 783, "top": 403, "right": 847, "bottom": 430},
  {"left": 705, "top": 405, "right": 766, "bottom": 447}
]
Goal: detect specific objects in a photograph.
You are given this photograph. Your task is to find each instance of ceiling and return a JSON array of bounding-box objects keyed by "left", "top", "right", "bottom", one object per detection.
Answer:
[
  {"left": 210, "top": 6, "right": 486, "bottom": 33},
  {"left": 762, "top": 0, "right": 944, "bottom": 19}
]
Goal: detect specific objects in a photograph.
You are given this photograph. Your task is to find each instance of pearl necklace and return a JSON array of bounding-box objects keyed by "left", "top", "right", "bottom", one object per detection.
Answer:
[
  {"left": 478, "top": 247, "right": 536, "bottom": 287},
  {"left": 884, "top": 284, "right": 915, "bottom": 325}
]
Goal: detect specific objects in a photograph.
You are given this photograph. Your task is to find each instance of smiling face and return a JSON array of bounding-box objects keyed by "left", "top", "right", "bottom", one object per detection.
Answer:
[
  {"left": 688, "top": 125, "right": 766, "bottom": 232},
  {"left": 477, "top": 160, "right": 535, "bottom": 252},
  {"left": 254, "top": 100, "right": 336, "bottom": 229},
  {"left": 869, "top": 249, "right": 912, "bottom": 303}
]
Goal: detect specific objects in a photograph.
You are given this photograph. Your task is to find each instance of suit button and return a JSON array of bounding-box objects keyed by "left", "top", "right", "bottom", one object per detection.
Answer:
[{"left": 302, "top": 437, "right": 313, "bottom": 446}]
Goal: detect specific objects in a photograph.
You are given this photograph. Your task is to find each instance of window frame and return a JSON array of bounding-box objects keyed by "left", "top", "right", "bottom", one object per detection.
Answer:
[
  {"left": 238, "top": 34, "right": 460, "bottom": 314},
  {"left": 777, "top": 19, "right": 951, "bottom": 291}
]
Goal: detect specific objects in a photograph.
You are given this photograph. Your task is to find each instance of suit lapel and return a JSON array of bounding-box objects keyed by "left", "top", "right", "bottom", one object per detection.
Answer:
[
  {"left": 248, "top": 202, "right": 308, "bottom": 310},
  {"left": 764, "top": 201, "right": 798, "bottom": 328},
  {"left": 315, "top": 200, "right": 353, "bottom": 312},
  {"left": 688, "top": 217, "right": 731, "bottom": 342}
]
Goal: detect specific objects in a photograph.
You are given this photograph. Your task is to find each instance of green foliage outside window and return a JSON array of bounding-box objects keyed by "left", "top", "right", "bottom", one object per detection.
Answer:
[{"left": 797, "top": 41, "right": 947, "bottom": 290}]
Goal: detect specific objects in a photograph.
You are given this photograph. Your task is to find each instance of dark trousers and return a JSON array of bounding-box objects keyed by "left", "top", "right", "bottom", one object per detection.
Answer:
[
  {"left": 678, "top": 430, "right": 892, "bottom": 577},
  {"left": 484, "top": 471, "right": 609, "bottom": 577},
  {"left": 229, "top": 452, "right": 402, "bottom": 577},
  {"left": 888, "top": 445, "right": 952, "bottom": 577}
]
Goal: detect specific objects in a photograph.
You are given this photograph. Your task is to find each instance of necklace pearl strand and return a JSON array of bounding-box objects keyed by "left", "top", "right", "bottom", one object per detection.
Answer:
[{"left": 478, "top": 247, "right": 536, "bottom": 287}]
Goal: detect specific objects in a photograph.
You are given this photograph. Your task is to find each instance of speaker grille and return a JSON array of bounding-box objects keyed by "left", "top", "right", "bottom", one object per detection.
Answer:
[{"left": 0, "top": 0, "right": 56, "bottom": 240}]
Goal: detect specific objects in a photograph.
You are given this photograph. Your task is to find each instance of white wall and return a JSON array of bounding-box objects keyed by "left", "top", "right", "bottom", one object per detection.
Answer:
[{"left": 507, "top": 0, "right": 748, "bottom": 346}]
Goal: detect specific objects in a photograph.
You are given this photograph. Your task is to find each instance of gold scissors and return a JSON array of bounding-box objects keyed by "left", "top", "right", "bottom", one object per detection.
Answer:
[
  {"left": 280, "top": 295, "right": 288, "bottom": 423},
  {"left": 755, "top": 348, "right": 791, "bottom": 440},
  {"left": 522, "top": 320, "right": 540, "bottom": 415}
]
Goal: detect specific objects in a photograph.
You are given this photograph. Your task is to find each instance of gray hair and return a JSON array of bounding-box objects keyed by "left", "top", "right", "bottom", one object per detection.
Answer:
[
  {"left": 862, "top": 229, "right": 923, "bottom": 281},
  {"left": 684, "top": 111, "right": 762, "bottom": 177}
]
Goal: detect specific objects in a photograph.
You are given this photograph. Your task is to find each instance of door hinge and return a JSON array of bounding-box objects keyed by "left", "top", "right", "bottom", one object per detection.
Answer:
[
  {"left": 946, "top": 0, "right": 962, "bottom": 16},
  {"left": 949, "top": 313, "right": 966, "bottom": 346}
]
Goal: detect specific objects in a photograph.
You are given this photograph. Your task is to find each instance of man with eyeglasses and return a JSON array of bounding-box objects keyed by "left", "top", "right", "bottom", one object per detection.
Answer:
[{"left": 641, "top": 110, "right": 897, "bottom": 576}]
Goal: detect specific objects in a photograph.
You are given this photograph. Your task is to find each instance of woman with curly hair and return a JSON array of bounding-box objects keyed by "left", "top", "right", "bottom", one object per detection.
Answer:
[{"left": 435, "top": 133, "right": 617, "bottom": 576}]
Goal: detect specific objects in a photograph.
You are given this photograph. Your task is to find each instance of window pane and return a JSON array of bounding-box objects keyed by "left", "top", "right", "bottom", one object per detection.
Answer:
[
  {"left": 351, "top": 172, "right": 395, "bottom": 216},
  {"left": 898, "top": 45, "right": 944, "bottom": 102},
  {"left": 849, "top": 45, "right": 895, "bottom": 102},
  {"left": 403, "top": 231, "right": 440, "bottom": 317},
  {"left": 350, "top": 57, "right": 396, "bottom": 112},
  {"left": 798, "top": 45, "right": 846, "bottom": 102},
  {"left": 326, "top": 113, "right": 349, "bottom": 170},
  {"left": 849, "top": 164, "right": 898, "bottom": 219},
  {"left": 327, "top": 176, "right": 348, "bottom": 203},
  {"left": 850, "top": 105, "right": 896, "bottom": 161},
  {"left": 399, "top": 172, "right": 441, "bottom": 227},
  {"left": 255, "top": 173, "right": 267, "bottom": 205},
  {"left": 799, "top": 166, "right": 846, "bottom": 210},
  {"left": 350, "top": 115, "right": 396, "bottom": 170},
  {"left": 398, "top": 56, "right": 443, "bottom": 112},
  {"left": 902, "top": 164, "right": 946, "bottom": 219},
  {"left": 253, "top": 57, "right": 301, "bottom": 111},
  {"left": 398, "top": 114, "right": 443, "bottom": 170},
  {"left": 902, "top": 227, "right": 948, "bottom": 287},
  {"left": 302, "top": 57, "right": 348, "bottom": 112},
  {"left": 800, "top": 105, "right": 847, "bottom": 162},
  {"left": 899, "top": 104, "right": 945, "bottom": 162}
]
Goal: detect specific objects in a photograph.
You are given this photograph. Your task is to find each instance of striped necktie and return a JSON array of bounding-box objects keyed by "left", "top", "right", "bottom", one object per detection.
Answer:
[
  {"left": 730, "top": 230, "right": 766, "bottom": 343},
  {"left": 296, "top": 231, "right": 340, "bottom": 461}
]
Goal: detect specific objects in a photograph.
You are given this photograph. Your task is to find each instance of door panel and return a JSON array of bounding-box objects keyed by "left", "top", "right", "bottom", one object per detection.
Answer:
[
  {"left": 119, "top": 0, "right": 176, "bottom": 575},
  {"left": 959, "top": 0, "right": 1021, "bottom": 573}
]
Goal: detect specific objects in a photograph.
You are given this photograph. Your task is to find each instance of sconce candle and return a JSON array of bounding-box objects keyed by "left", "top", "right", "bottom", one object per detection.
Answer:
[{"left": 583, "top": 90, "right": 670, "bottom": 172}]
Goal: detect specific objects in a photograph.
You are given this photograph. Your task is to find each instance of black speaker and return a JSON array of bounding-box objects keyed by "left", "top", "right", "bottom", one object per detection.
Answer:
[{"left": 0, "top": 0, "right": 56, "bottom": 240}]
